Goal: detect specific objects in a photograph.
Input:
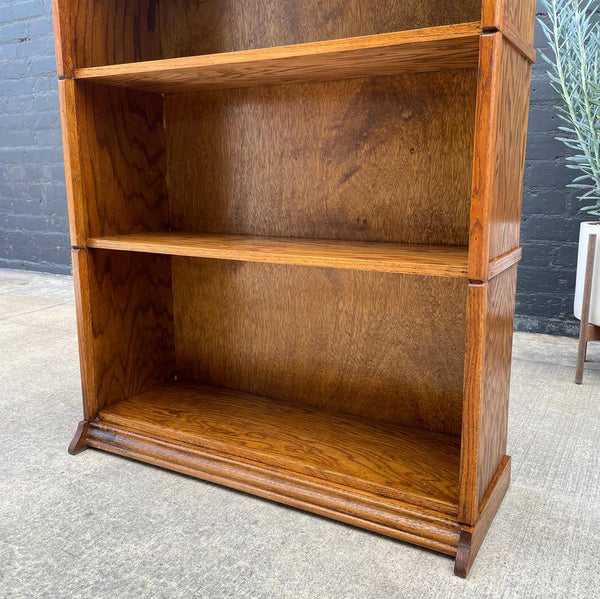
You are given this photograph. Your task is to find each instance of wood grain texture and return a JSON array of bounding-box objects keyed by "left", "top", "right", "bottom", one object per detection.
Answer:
[
  {"left": 502, "top": 0, "right": 537, "bottom": 46},
  {"left": 71, "top": 249, "right": 96, "bottom": 418},
  {"left": 99, "top": 383, "right": 461, "bottom": 513},
  {"left": 488, "top": 39, "right": 532, "bottom": 262},
  {"left": 87, "top": 233, "right": 469, "bottom": 278},
  {"left": 86, "top": 420, "right": 462, "bottom": 555},
  {"left": 51, "top": 0, "right": 71, "bottom": 77},
  {"left": 487, "top": 247, "right": 522, "bottom": 280},
  {"left": 68, "top": 419, "right": 90, "bottom": 455},
  {"left": 468, "top": 33, "right": 500, "bottom": 281},
  {"left": 477, "top": 266, "right": 517, "bottom": 505},
  {"left": 159, "top": 0, "right": 481, "bottom": 58},
  {"left": 74, "top": 24, "right": 481, "bottom": 93},
  {"left": 458, "top": 281, "right": 486, "bottom": 524},
  {"left": 172, "top": 258, "right": 467, "bottom": 436},
  {"left": 454, "top": 456, "right": 510, "bottom": 577},
  {"left": 58, "top": 80, "right": 85, "bottom": 247},
  {"left": 51, "top": 0, "right": 162, "bottom": 72},
  {"left": 482, "top": 0, "right": 537, "bottom": 48},
  {"left": 459, "top": 266, "right": 517, "bottom": 524},
  {"left": 468, "top": 33, "right": 531, "bottom": 281},
  {"left": 166, "top": 71, "right": 476, "bottom": 246},
  {"left": 66, "top": 82, "right": 168, "bottom": 245},
  {"left": 73, "top": 249, "right": 174, "bottom": 415}
]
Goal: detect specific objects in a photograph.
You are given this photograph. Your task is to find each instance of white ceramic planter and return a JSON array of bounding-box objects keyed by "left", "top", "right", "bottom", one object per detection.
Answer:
[{"left": 574, "top": 221, "right": 600, "bottom": 325}]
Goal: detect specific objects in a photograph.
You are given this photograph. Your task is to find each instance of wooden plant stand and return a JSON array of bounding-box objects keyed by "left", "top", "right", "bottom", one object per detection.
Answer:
[
  {"left": 576, "top": 234, "right": 599, "bottom": 384},
  {"left": 52, "top": 0, "right": 535, "bottom": 577}
]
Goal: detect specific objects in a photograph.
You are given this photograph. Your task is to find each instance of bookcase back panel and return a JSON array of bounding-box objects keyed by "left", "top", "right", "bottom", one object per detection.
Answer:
[
  {"left": 71, "top": 83, "right": 168, "bottom": 244},
  {"left": 172, "top": 258, "right": 467, "bottom": 436},
  {"left": 159, "top": 0, "right": 482, "bottom": 58},
  {"left": 166, "top": 71, "right": 477, "bottom": 246}
]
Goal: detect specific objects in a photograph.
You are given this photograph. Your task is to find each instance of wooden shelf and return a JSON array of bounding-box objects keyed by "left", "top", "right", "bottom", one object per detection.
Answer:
[
  {"left": 86, "top": 233, "right": 469, "bottom": 277},
  {"left": 98, "top": 383, "right": 461, "bottom": 513},
  {"left": 74, "top": 23, "right": 481, "bottom": 93}
]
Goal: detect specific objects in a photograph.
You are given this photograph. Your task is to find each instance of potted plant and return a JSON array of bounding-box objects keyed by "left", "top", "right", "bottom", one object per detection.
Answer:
[{"left": 540, "top": 0, "right": 600, "bottom": 324}]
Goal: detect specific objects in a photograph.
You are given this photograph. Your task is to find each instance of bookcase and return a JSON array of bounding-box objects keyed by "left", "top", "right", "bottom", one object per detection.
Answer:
[{"left": 52, "top": 0, "right": 535, "bottom": 577}]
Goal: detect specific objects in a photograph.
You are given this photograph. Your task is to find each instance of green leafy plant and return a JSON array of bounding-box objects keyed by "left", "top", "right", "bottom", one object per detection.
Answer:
[{"left": 539, "top": 0, "right": 600, "bottom": 215}]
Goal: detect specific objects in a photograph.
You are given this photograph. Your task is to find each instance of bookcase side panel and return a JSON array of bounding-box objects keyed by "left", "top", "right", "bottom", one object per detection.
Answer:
[
  {"left": 51, "top": 0, "right": 72, "bottom": 77},
  {"left": 52, "top": 0, "right": 163, "bottom": 71},
  {"left": 58, "top": 79, "right": 85, "bottom": 246},
  {"left": 488, "top": 40, "right": 532, "bottom": 263},
  {"left": 482, "top": 0, "right": 537, "bottom": 46},
  {"left": 458, "top": 265, "right": 517, "bottom": 523},
  {"left": 71, "top": 249, "right": 98, "bottom": 419},
  {"left": 468, "top": 33, "right": 531, "bottom": 281},
  {"left": 74, "top": 249, "right": 175, "bottom": 416},
  {"left": 458, "top": 282, "right": 486, "bottom": 524},
  {"left": 73, "top": 83, "right": 169, "bottom": 241},
  {"left": 165, "top": 72, "right": 476, "bottom": 246},
  {"left": 477, "top": 265, "right": 517, "bottom": 506},
  {"left": 159, "top": 0, "right": 482, "bottom": 58}
]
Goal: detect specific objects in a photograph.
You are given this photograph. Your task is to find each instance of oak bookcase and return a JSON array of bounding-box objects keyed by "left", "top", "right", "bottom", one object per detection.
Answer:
[{"left": 52, "top": 0, "right": 535, "bottom": 577}]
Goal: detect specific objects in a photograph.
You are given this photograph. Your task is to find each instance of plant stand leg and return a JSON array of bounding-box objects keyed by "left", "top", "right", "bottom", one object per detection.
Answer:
[{"left": 576, "top": 234, "right": 597, "bottom": 384}]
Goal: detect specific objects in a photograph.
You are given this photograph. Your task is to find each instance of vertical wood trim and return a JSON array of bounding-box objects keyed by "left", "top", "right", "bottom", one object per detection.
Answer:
[
  {"left": 488, "top": 42, "right": 531, "bottom": 261},
  {"left": 454, "top": 455, "right": 510, "bottom": 577},
  {"left": 482, "top": 1, "right": 536, "bottom": 48},
  {"left": 470, "top": 34, "right": 531, "bottom": 281},
  {"left": 51, "top": 0, "right": 73, "bottom": 78},
  {"left": 459, "top": 266, "right": 518, "bottom": 525},
  {"left": 476, "top": 267, "right": 517, "bottom": 505},
  {"left": 458, "top": 283, "right": 487, "bottom": 524},
  {"left": 468, "top": 33, "right": 502, "bottom": 282},
  {"left": 58, "top": 79, "right": 86, "bottom": 247},
  {"left": 498, "top": 0, "right": 537, "bottom": 46},
  {"left": 481, "top": 0, "right": 502, "bottom": 32},
  {"left": 71, "top": 249, "right": 99, "bottom": 419}
]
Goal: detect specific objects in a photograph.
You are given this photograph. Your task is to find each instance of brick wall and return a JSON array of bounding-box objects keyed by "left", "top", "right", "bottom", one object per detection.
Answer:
[
  {"left": 0, "top": 1, "right": 590, "bottom": 334},
  {"left": 0, "top": 0, "right": 70, "bottom": 274}
]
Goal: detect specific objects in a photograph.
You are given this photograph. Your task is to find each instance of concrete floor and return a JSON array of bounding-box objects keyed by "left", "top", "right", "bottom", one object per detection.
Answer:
[{"left": 0, "top": 268, "right": 599, "bottom": 599}]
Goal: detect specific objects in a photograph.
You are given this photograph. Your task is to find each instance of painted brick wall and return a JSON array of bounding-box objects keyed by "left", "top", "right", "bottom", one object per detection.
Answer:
[
  {"left": 0, "top": 1, "right": 590, "bottom": 334},
  {"left": 0, "top": 0, "right": 70, "bottom": 274}
]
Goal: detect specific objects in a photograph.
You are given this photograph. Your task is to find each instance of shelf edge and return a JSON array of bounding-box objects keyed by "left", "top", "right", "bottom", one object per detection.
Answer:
[
  {"left": 72, "top": 22, "right": 482, "bottom": 92},
  {"left": 86, "top": 235, "right": 469, "bottom": 278}
]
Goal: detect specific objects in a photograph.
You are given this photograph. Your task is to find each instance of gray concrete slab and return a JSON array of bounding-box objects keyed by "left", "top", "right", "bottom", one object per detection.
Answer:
[{"left": 0, "top": 268, "right": 598, "bottom": 598}]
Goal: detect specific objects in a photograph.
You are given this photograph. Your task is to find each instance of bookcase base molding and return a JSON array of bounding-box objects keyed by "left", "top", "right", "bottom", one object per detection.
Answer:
[{"left": 69, "top": 416, "right": 511, "bottom": 578}]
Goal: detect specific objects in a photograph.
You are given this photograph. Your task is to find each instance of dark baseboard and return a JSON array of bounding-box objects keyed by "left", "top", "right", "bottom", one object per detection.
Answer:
[
  {"left": 514, "top": 314, "right": 579, "bottom": 337},
  {"left": 0, "top": 259, "right": 72, "bottom": 276}
]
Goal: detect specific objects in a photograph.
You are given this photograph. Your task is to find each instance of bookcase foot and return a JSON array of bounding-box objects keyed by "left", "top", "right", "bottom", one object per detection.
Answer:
[
  {"left": 68, "top": 420, "right": 91, "bottom": 455},
  {"left": 454, "top": 457, "right": 511, "bottom": 578},
  {"left": 454, "top": 529, "right": 475, "bottom": 578}
]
